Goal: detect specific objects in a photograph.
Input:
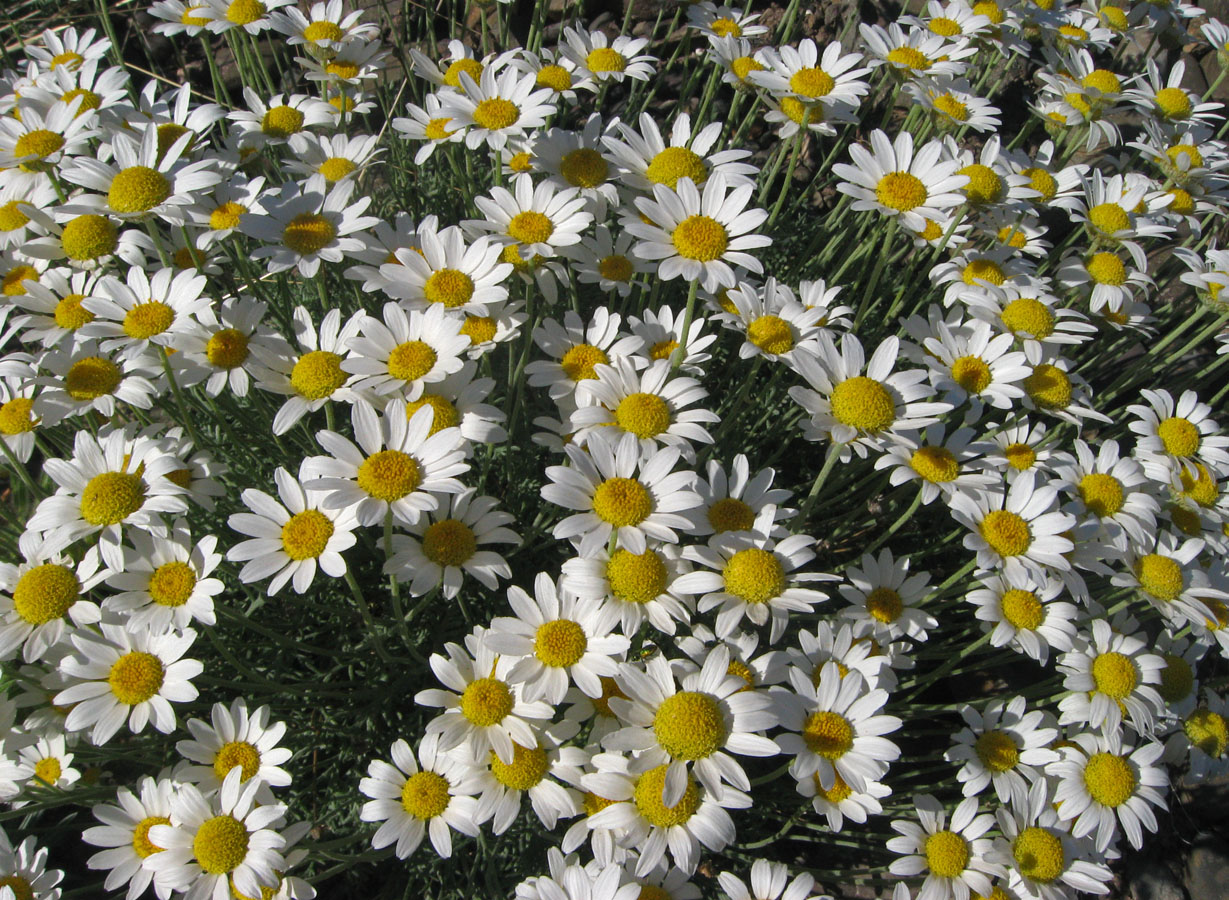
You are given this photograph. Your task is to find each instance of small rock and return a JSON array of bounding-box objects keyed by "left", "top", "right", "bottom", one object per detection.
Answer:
[{"left": 1185, "top": 832, "right": 1229, "bottom": 900}]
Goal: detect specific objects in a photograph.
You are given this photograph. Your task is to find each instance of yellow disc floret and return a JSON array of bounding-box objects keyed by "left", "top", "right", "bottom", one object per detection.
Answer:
[
  {"left": 951, "top": 356, "right": 992, "bottom": 394},
  {"left": 1013, "top": 826, "right": 1065, "bottom": 883},
  {"left": 559, "top": 149, "right": 608, "bottom": 188},
  {"left": 1023, "top": 364, "right": 1072, "bottom": 410},
  {"left": 290, "top": 350, "right": 346, "bottom": 399},
  {"left": 1001, "top": 297, "right": 1054, "bottom": 338},
  {"left": 12, "top": 564, "right": 79, "bottom": 625},
  {"left": 633, "top": 765, "right": 700, "bottom": 826},
  {"left": 723, "top": 548, "right": 785, "bottom": 604},
  {"left": 489, "top": 743, "right": 548, "bottom": 790},
  {"left": 0, "top": 397, "right": 34, "bottom": 435},
  {"left": 865, "top": 586, "right": 904, "bottom": 623},
  {"left": 357, "top": 450, "right": 421, "bottom": 502},
  {"left": 109, "top": 166, "right": 171, "bottom": 215},
  {"left": 507, "top": 210, "right": 554, "bottom": 245},
  {"left": 122, "top": 301, "right": 175, "bottom": 340},
  {"left": 109, "top": 651, "right": 165, "bottom": 704},
  {"left": 1088, "top": 203, "right": 1129, "bottom": 235},
  {"left": 194, "top": 814, "right": 250, "bottom": 874},
  {"left": 534, "top": 619, "right": 587, "bottom": 668},
  {"left": 280, "top": 510, "right": 334, "bottom": 560},
  {"left": 747, "top": 315, "right": 794, "bottom": 355},
  {"left": 672, "top": 215, "right": 728, "bottom": 262},
  {"left": 959, "top": 164, "right": 1003, "bottom": 206},
  {"left": 148, "top": 561, "right": 196, "bottom": 607},
  {"left": 875, "top": 172, "right": 928, "bottom": 211},
  {"left": 213, "top": 741, "right": 261, "bottom": 781},
  {"left": 81, "top": 472, "right": 146, "bottom": 526},
  {"left": 1086, "top": 252, "right": 1126, "bottom": 285},
  {"left": 616, "top": 393, "right": 671, "bottom": 439},
  {"left": 801, "top": 710, "right": 854, "bottom": 758},
  {"left": 592, "top": 477, "right": 653, "bottom": 527},
  {"left": 707, "top": 497, "right": 755, "bottom": 533},
  {"left": 560, "top": 344, "right": 608, "bottom": 381},
  {"left": 401, "top": 770, "right": 451, "bottom": 819},
  {"left": 422, "top": 519, "right": 476, "bottom": 567},
  {"left": 61, "top": 215, "right": 118, "bottom": 261},
  {"left": 132, "top": 816, "right": 170, "bottom": 858},
  {"left": 1078, "top": 473, "right": 1124, "bottom": 518},
  {"left": 281, "top": 213, "right": 336, "bottom": 255},
  {"left": 1000, "top": 588, "right": 1044, "bottom": 630},
  {"left": 1082, "top": 752, "right": 1135, "bottom": 806},
  {"left": 1154, "top": 87, "right": 1192, "bottom": 120},
  {"left": 387, "top": 340, "right": 437, "bottom": 382},
  {"left": 1184, "top": 708, "right": 1227, "bottom": 758},
  {"left": 1133, "top": 554, "right": 1183, "bottom": 602},
  {"left": 1157, "top": 416, "right": 1200, "bottom": 457},
  {"left": 606, "top": 548, "right": 667, "bottom": 604},
  {"left": 645, "top": 147, "right": 707, "bottom": 189},
  {"left": 829, "top": 376, "right": 896, "bottom": 432},
  {"left": 654, "top": 691, "right": 727, "bottom": 760},
  {"left": 262, "top": 105, "right": 305, "bottom": 137},
  {"left": 975, "top": 730, "right": 1020, "bottom": 772},
  {"left": 1091, "top": 651, "right": 1137, "bottom": 699},
  {"left": 586, "top": 48, "right": 627, "bottom": 74},
  {"left": 460, "top": 677, "right": 513, "bottom": 726},
  {"left": 789, "top": 67, "right": 835, "bottom": 98},
  {"left": 925, "top": 830, "right": 970, "bottom": 879},
  {"left": 206, "top": 329, "right": 249, "bottom": 369},
  {"left": 979, "top": 510, "right": 1031, "bottom": 558},
  {"left": 473, "top": 98, "right": 520, "bottom": 131},
  {"left": 66, "top": 356, "right": 121, "bottom": 401}
]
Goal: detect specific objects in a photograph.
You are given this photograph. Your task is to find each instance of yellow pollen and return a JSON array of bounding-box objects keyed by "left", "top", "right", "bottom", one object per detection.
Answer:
[
  {"left": 829, "top": 376, "right": 896, "bottom": 432},
  {"left": 534, "top": 618, "right": 588, "bottom": 668},
  {"left": 559, "top": 148, "right": 608, "bottom": 188},
  {"left": 951, "top": 355, "right": 992, "bottom": 394},
  {"left": 422, "top": 519, "right": 476, "bottom": 567},
  {"left": 536, "top": 64, "right": 573, "bottom": 92},
  {"left": 1078, "top": 473, "right": 1124, "bottom": 518},
  {"left": 81, "top": 471, "right": 145, "bottom": 526},
  {"left": 424, "top": 117, "right": 455, "bottom": 141},
  {"left": 813, "top": 771, "right": 853, "bottom": 802},
  {"left": 1091, "top": 651, "right": 1137, "bottom": 699},
  {"left": 599, "top": 255, "right": 634, "bottom": 282},
  {"left": 1166, "top": 144, "right": 1203, "bottom": 170},
  {"left": 1185, "top": 708, "right": 1228, "bottom": 758},
  {"left": 109, "top": 166, "right": 171, "bottom": 215},
  {"left": 1081, "top": 69, "right": 1121, "bottom": 94},
  {"left": 910, "top": 445, "right": 960, "bottom": 485},
  {"left": 1000, "top": 588, "right": 1044, "bottom": 630},
  {"left": 865, "top": 586, "right": 904, "bottom": 622},
  {"left": 644, "top": 147, "right": 707, "bottom": 190},
  {"left": 975, "top": 730, "right": 1020, "bottom": 772},
  {"left": 709, "top": 17, "right": 741, "bottom": 37},
  {"left": 1064, "top": 92, "right": 1092, "bottom": 117},
  {"left": 592, "top": 477, "right": 653, "bottom": 527},
  {"left": 959, "top": 164, "right": 1003, "bottom": 206},
  {"left": 583, "top": 790, "right": 617, "bottom": 815},
  {"left": 61, "top": 215, "right": 118, "bottom": 261},
  {"left": 1154, "top": 87, "right": 1191, "bottom": 120},
  {"left": 1099, "top": 5, "right": 1127, "bottom": 29},
  {"left": 615, "top": 393, "right": 671, "bottom": 439},
  {"left": 1088, "top": 203, "right": 1129, "bottom": 235},
  {"left": 148, "top": 561, "right": 196, "bottom": 607},
  {"left": 66, "top": 356, "right": 121, "bottom": 401},
  {"left": 156, "top": 123, "right": 191, "bottom": 159},
  {"left": 962, "top": 259, "right": 1005, "bottom": 286},
  {"left": 886, "top": 46, "right": 931, "bottom": 70},
  {"left": 109, "top": 651, "right": 165, "bottom": 704},
  {"left": 1023, "top": 363, "right": 1071, "bottom": 410},
  {"left": 489, "top": 743, "right": 548, "bottom": 790},
  {"left": 654, "top": 691, "right": 727, "bottom": 760},
  {"left": 0, "top": 199, "right": 29, "bottom": 231},
  {"left": 472, "top": 98, "right": 520, "bottom": 131},
  {"left": 1134, "top": 554, "right": 1184, "bottom": 602},
  {"left": 973, "top": 0, "right": 1004, "bottom": 21},
  {"left": 802, "top": 710, "right": 854, "bottom": 758},
  {"left": 1059, "top": 24, "right": 1089, "bottom": 40},
  {"left": 748, "top": 314, "right": 794, "bottom": 355},
  {"left": 356, "top": 449, "right": 421, "bottom": 502},
  {"left": 560, "top": 343, "right": 608, "bottom": 381},
  {"left": 929, "top": 17, "right": 962, "bottom": 35},
  {"left": 671, "top": 215, "right": 728, "bottom": 262},
  {"left": 1001, "top": 297, "right": 1054, "bottom": 338},
  {"left": 386, "top": 340, "right": 438, "bottom": 382},
  {"left": 933, "top": 93, "right": 969, "bottom": 120},
  {"left": 925, "top": 830, "right": 970, "bottom": 879},
  {"left": 591, "top": 676, "right": 627, "bottom": 718},
  {"left": 132, "top": 816, "right": 170, "bottom": 858},
  {"left": 421, "top": 268, "right": 475, "bottom": 309},
  {"left": 1157, "top": 416, "right": 1200, "bottom": 457},
  {"left": 731, "top": 56, "right": 763, "bottom": 81},
  {"left": 1013, "top": 827, "right": 1065, "bottom": 883},
  {"left": 586, "top": 48, "right": 627, "bottom": 74},
  {"left": 1021, "top": 167, "right": 1057, "bottom": 202},
  {"left": 12, "top": 563, "right": 79, "bottom": 625},
  {"left": 122, "top": 301, "right": 174, "bottom": 340},
  {"left": 789, "top": 67, "right": 835, "bottom": 98},
  {"left": 290, "top": 350, "right": 346, "bottom": 399},
  {"left": 507, "top": 210, "right": 554, "bottom": 245},
  {"left": 979, "top": 510, "right": 1031, "bottom": 557},
  {"left": 727, "top": 658, "right": 755, "bottom": 689},
  {"left": 723, "top": 547, "right": 785, "bottom": 605},
  {"left": 405, "top": 393, "right": 459, "bottom": 434},
  {"left": 461, "top": 315, "right": 497, "bottom": 345},
  {"left": 443, "top": 58, "right": 484, "bottom": 88},
  {"left": 280, "top": 509, "right": 334, "bottom": 560},
  {"left": 0, "top": 396, "right": 34, "bottom": 435},
  {"left": 1083, "top": 752, "right": 1135, "bottom": 806},
  {"left": 225, "top": 0, "right": 266, "bottom": 25},
  {"left": 1167, "top": 188, "right": 1194, "bottom": 216},
  {"left": 707, "top": 497, "right": 755, "bottom": 533},
  {"left": 14, "top": 129, "right": 64, "bottom": 171},
  {"left": 303, "top": 20, "right": 344, "bottom": 43},
  {"left": 875, "top": 172, "right": 928, "bottom": 212},
  {"left": 919, "top": 219, "right": 944, "bottom": 241},
  {"left": 1, "top": 265, "right": 38, "bottom": 296},
  {"left": 400, "top": 770, "right": 451, "bottom": 819},
  {"left": 205, "top": 328, "right": 249, "bottom": 369},
  {"left": 634, "top": 765, "right": 700, "bottom": 826},
  {"left": 260, "top": 105, "right": 305, "bottom": 138},
  {"left": 460, "top": 677, "right": 513, "bottom": 726},
  {"left": 60, "top": 88, "right": 101, "bottom": 116},
  {"left": 282, "top": 213, "right": 336, "bottom": 255},
  {"left": 317, "top": 157, "right": 357, "bottom": 183},
  {"left": 1158, "top": 654, "right": 1193, "bottom": 703},
  {"left": 1179, "top": 463, "right": 1218, "bottom": 507},
  {"left": 606, "top": 548, "right": 668, "bottom": 605},
  {"left": 213, "top": 741, "right": 261, "bottom": 781}
]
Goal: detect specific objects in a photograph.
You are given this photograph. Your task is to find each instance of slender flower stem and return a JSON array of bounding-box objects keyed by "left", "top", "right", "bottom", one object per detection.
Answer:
[
  {"left": 670, "top": 280, "right": 700, "bottom": 372},
  {"left": 796, "top": 443, "right": 842, "bottom": 527}
]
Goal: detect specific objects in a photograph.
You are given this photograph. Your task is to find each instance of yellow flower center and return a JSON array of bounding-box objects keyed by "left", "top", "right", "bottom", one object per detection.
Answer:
[
  {"left": 559, "top": 148, "right": 608, "bottom": 188},
  {"left": 671, "top": 215, "right": 728, "bottom": 262},
  {"left": 109, "top": 166, "right": 171, "bottom": 215},
  {"left": 1081, "top": 69, "right": 1121, "bottom": 94},
  {"left": 405, "top": 394, "right": 460, "bottom": 434},
  {"left": 193, "top": 816, "right": 251, "bottom": 882},
  {"left": 789, "top": 66, "right": 835, "bottom": 98},
  {"left": 959, "top": 164, "right": 1003, "bottom": 206},
  {"left": 132, "top": 816, "right": 170, "bottom": 858},
  {"left": 919, "top": 219, "right": 944, "bottom": 241},
  {"left": 933, "top": 93, "right": 969, "bottom": 120},
  {"left": 1158, "top": 654, "right": 1193, "bottom": 703},
  {"left": 205, "top": 328, "right": 250, "bottom": 369},
  {"left": 560, "top": 343, "right": 608, "bottom": 381},
  {"left": 591, "top": 676, "right": 627, "bottom": 719},
  {"left": 634, "top": 765, "right": 700, "bottom": 827},
  {"left": 723, "top": 547, "right": 785, "bottom": 604},
  {"left": 1099, "top": 5, "right": 1127, "bottom": 29},
  {"left": 615, "top": 392, "right": 671, "bottom": 439},
  {"left": 280, "top": 509, "right": 334, "bottom": 560},
  {"left": 1166, "top": 144, "right": 1202, "bottom": 170},
  {"left": 461, "top": 315, "right": 496, "bottom": 345},
  {"left": 422, "top": 519, "right": 476, "bottom": 567},
  {"left": 61, "top": 215, "right": 119, "bottom": 261},
  {"left": 14, "top": 129, "right": 64, "bottom": 172},
  {"left": 1013, "top": 827, "right": 1065, "bottom": 883},
  {"left": 962, "top": 258, "right": 1005, "bottom": 286},
  {"left": 925, "top": 830, "right": 970, "bottom": 879},
  {"left": 886, "top": 46, "right": 930, "bottom": 70},
  {"left": 865, "top": 586, "right": 904, "bottom": 622},
  {"left": 0, "top": 397, "right": 35, "bottom": 435},
  {"left": 1083, "top": 752, "right": 1135, "bottom": 806},
  {"left": 731, "top": 56, "right": 763, "bottom": 81},
  {"left": 1000, "top": 588, "right": 1043, "bottom": 630},
  {"left": 421, "top": 268, "right": 475, "bottom": 308},
  {"left": 972, "top": 0, "right": 1004, "bottom": 21},
  {"left": 226, "top": 0, "right": 266, "bottom": 25},
  {"left": 747, "top": 314, "right": 793, "bottom": 355},
  {"left": 489, "top": 742, "right": 548, "bottom": 790},
  {"left": 260, "top": 105, "right": 306, "bottom": 139},
  {"left": 148, "top": 561, "right": 197, "bottom": 607},
  {"left": 929, "top": 16, "right": 962, "bottom": 35},
  {"left": 66, "top": 356, "right": 121, "bottom": 400},
  {"left": 1001, "top": 297, "right": 1054, "bottom": 338},
  {"left": 1088, "top": 203, "right": 1129, "bottom": 235},
  {"left": 1091, "top": 651, "right": 1137, "bottom": 699},
  {"left": 707, "top": 497, "right": 754, "bottom": 533},
  {"left": 599, "top": 254, "right": 634, "bottom": 282},
  {"left": 282, "top": 213, "right": 336, "bottom": 255},
  {"left": 875, "top": 172, "right": 928, "bottom": 212},
  {"left": 1078, "top": 473, "right": 1124, "bottom": 518},
  {"left": 535, "top": 64, "right": 572, "bottom": 92},
  {"left": 303, "top": 20, "right": 344, "bottom": 43},
  {"left": 109, "top": 651, "right": 165, "bottom": 704},
  {"left": 709, "top": 16, "right": 741, "bottom": 37},
  {"left": 424, "top": 117, "right": 455, "bottom": 141},
  {"left": 910, "top": 445, "right": 962, "bottom": 487},
  {"left": 81, "top": 471, "right": 146, "bottom": 526},
  {"left": 400, "top": 770, "right": 451, "bottom": 819},
  {"left": 802, "top": 710, "right": 854, "bottom": 758},
  {"left": 61, "top": 88, "right": 101, "bottom": 116},
  {"left": 644, "top": 146, "right": 707, "bottom": 189},
  {"left": 122, "top": 301, "right": 175, "bottom": 340},
  {"left": 654, "top": 691, "right": 727, "bottom": 759},
  {"left": 975, "top": 729, "right": 1020, "bottom": 772},
  {"left": 213, "top": 740, "right": 261, "bottom": 781},
  {"left": 1, "top": 265, "right": 38, "bottom": 296},
  {"left": 1178, "top": 463, "right": 1218, "bottom": 507},
  {"left": 317, "top": 157, "right": 357, "bottom": 183},
  {"left": 1154, "top": 87, "right": 1191, "bottom": 120},
  {"left": 952, "top": 355, "right": 992, "bottom": 393},
  {"left": 1059, "top": 24, "right": 1089, "bottom": 40},
  {"left": 592, "top": 477, "right": 653, "bottom": 526},
  {"left": 290, "top": 350, "right": 346, "bottom": 399},
  {"left": 1134, "top": 553, "right": 1184, "bottom": 601},
  {"left": 607, "top": 547, "right": 669, "bottom": 603},
  {"left": 507, "top": 210, "right": 554, "bottom": 245},
  {"left": 586, "top": 48, "right": 627, "bottom": 73},
  {"left": 0, "top": 878, "right": 32, "bottom": 900},
  {"left": 385, "top": 340, "right": 436, "bottom": 381},
  {"left": 813, "top": 771, "right": 853, "bottom": 802},
  {"left": 1023, "top": 363, "right": 1071, "bottom": 410},
  {"left": 443, "top": 58, "right": 484, "bottom": 88},
  {"left": 0, "top": 199, "right": 29, "bottom": 231},
  {"left": 356, "top": 450, "right": 421, "bottom": 502},
  {"left": 156, "top": 124, "right": 191, "bottom": 159},
  {"left": 830, "top": 376, "right": 896, "bottom": 432},
  {"left": 208, "top": 201, "right": 247, "bottom": 232},
  {"left": 534, "top": 619, "right": 588, "bottom": 668},
  {"left": 1021, "top": 167, "right": 1057, "bottom": 202},
  {"left": 727, "top": 658, "right": 755, "bottom": 689},
  {"left": 12, "top": 563, "right": 79, "bottom": 625},
  {"left": 472, "top": 98, "right": 520, "bottom": 131},
  {"left": 460, "top": 677, "right": 513, "bottom": 726},
  {"left": 1184, "top": 708, "right": 1228, "bottom": 758},
  {"left": 1157, "top": 416, "right": 1200, "bottom": 457},
  {"left": 979, "top": 510, "right": 1031, "bottom": 557}
]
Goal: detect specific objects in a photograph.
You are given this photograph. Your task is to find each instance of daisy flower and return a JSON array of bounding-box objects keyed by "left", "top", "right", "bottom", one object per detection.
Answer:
[
  {"left": 346, "top": 304, "right": 469, "bottom": 397},
  {"left": 55, "top": 622, "right": 202, "bottom": 745},
  {"left": 16, "top": 732, "right": 79, "bottom": 793},
  {"left": 524, "top": 308, "right": 642, "bottom": 401},
  {"left": 227, "top": 88, "right": 333, "bottom": 149},
  {"left": 949, "top": 471, "right": 1075, "bottom": 583},
  {"left": 1056, "top": 619, "right": 1166, "bottom": 736},
  {"left": 28, "top": 426, "right": 187, "bottom": 569},
  {"left": 602, "top": 112, "right": 757, "bottom": 193},
  {"left": 1111, "top": 534, "right": 1227, "bottom": 630},
  {"left": 833, "top": 129, "right": 967, "bottom": 231},
  {"left": 0, "top": 832, "right": 63, "bottom": 900},
  {"left": 176, "top": 698, "right": 293, "bottom": 791},
  {"left": 285, "top": 131, "right": 382, "bottom": 185},
  {"left": 838, "top": 548, "right": 936, "bottom": 643},
  {"left": 687, "top": 454, "right": 793, "bottom": 537},
  {"left": 961, "top": 283, "right": 1097, "bottom": 351},
  {"left": 561, "top": 543, "right": 692, "bottom": 636},
  {"left": 788, "top": 620, "right": 895, "bottom": 692},
  {"left": 0, "top": 538, "right": 103, "bottom": 663},
  {"left": 559, "top": 27, "right": 657, "bottom": 86},
  {"left": 859, "top": 22, "right": 978, "bottom": 79},
  {"left": 945, "top": 696, "right": 1058, "bottom": 808},
  {"left": 717, "top": 860, "right": 815, "bottom": 900},
  {"left": 573, "top": 225, "right": 655, "bottom": 298},
  {"left": 967, "top": 570, "right": 1078, "bottom": 665},
  {"left": 749, "top": 39, "right": 871, "bottom": 109},
  {"left": 919, "top": 320, "right": 1030, "bottom": 418},
  {"left": 1050, "top": 731, "right": 1168, "bottom": 851},
  {"left": 268, "top": 0, "right": 378, "bottom": 56},
  {"left": 1127, "top": 388, "right": 1229, "bottom": 480},
  {"left": 467, "top": 173, "right": 593, "bottom": 261},
  {"left": 533, "top": 116, "right": 623, "bottom": 209},
  {"left": 1167, "top": 693, "right": 1229, "bottom": 781},
  {"left": 241, "top": 174, "right": 378, "bottom": 278},
  {"left": 384, "top": 488, "right": 517, "bottom": 598},
  {"left": 1128, "top": 58, "right": 1223, "bottom": 127},
  {"left": 0, "top": 95, "right": 98, "bottom": 175},
  {"left": 227, "top": 465, "right": 359, "bottom": 596},
  {"left": 603, "top": 643, "right": 778, "bottom": 805},
  {"left": 0, "top": 370, "right": 39, "bottom": 464},
  {"left": 541, "top": 432, "right": 700, "bottom": 557},
  {"left": 400, "top": 360, "right": 508, "bottom": 444},
  {"left": 30, "top": 336, "right": 152, "bottom": 422},
  {"left": 145, "top": 768, "right": 287, "bottom": 900},
  {"left": 1051, "top": 440, "right": 1159, "bottom": 549},
  {"left": 797, "top": 764, "right": 892, "bottom": 834},
  {"left": 625, "top": 173, "right": 771, "bottom": 292},
  {"left": 378, "top": 222, "right": 511, "bottom": 316},
  {"left": 202, "top": 0, "right": 293, "bottom": 34},
  {"left": 889, "top": 796, "right": 1004, "bottom": 900},
  {"left": 440, "top": 67, "right": 555, "bottom": 152},
  {"left": 415, "top": 628, "right": 555, "bottom": 764},
  {"left": 877, "top": 426, "right": 997, "bottom": 506},
  {"left": 391, "top": 92, "right": 466, "bottom": 164},
  {"left": 408, "top": 39, "right": 512, "bottom": 89},
  {"left": 723, "top": 278, "right": 830, "bottom": 365},
  {"left": 103, "top": 519, "right": 222, "bottom": 633},
  {"left": 173, "top": 295, "right": 277, "bottom": 398},
  {"left": 906, "top": 79, "right": 1001, "bottom": 133},
  {"left": 79, "top": 266, "right": 209, "bottom": 361},
  {"left": 788, "top": 333, "right": 951, "bottom": 458},
  {"left": 776, "top": 663, "right": 901, "bottom": 792},
  {"left": 82, "top": 775, "right": 177, "bottom": 900},
  {"left": 976, "top": 419, "right": 1055, "bottom": 482}
]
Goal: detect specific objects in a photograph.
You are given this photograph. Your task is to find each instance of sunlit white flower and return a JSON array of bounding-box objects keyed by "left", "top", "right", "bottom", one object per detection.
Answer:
[
  {"left": 176, "top": 697, "right": 293, "bottom": 791},
  {"left": 1057, "top": 619, "right": 1166, "bottom": 736},
  {"left": 103, "top": 519, "right": 222, "bottom": 633}
]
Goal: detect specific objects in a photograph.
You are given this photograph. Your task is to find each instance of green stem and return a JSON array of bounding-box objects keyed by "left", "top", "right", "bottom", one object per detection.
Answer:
[
  {"left": 796, "top": 443, "right": 842, "bottom": 527},
  {"left": 669, "top": 280, "right": 700, "bottom": 372}
]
